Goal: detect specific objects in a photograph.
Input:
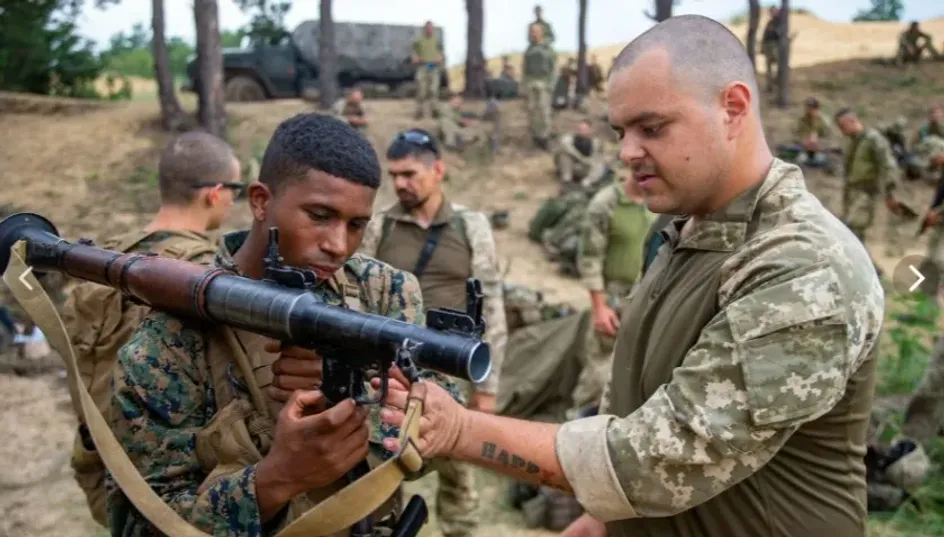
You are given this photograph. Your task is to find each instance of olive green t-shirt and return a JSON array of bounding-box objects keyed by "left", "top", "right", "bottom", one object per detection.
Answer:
[{"left": 413, "top": 35, "right": 442, "bottom": 65}]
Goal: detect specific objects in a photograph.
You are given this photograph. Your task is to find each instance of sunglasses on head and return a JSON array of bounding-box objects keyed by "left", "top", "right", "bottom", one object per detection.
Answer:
[{"left": 395, "top": 130, "right": 439, "bottom": 156}]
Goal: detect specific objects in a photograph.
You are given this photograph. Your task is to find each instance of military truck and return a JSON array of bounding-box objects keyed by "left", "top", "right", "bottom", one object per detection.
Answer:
[{"left": 184, "top": 21, "right": 450, "bottom": 102}]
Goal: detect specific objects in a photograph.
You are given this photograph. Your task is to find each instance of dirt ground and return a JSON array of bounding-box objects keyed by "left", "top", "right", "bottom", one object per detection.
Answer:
[{"left": 1, "top": 54, "right": 943, "bottom": 537}]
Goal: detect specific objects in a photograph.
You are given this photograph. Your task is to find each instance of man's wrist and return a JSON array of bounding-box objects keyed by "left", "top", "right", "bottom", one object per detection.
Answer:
[{"left": 255, "top": 455, "right": 300, "bottom": 513}]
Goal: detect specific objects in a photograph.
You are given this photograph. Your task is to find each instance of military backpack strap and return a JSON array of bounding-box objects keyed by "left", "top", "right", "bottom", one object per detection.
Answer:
[{"left": 2, "top": 240, "right": 427, "bottom": 537}]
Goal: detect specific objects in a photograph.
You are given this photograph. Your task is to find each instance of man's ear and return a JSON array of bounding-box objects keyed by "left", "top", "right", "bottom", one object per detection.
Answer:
[
  {"left": 205, "top": 184, "right": 223, "bottom": 207},
  {"left": 432, "top": 160, "right": 447, "bottom": 182},
  {"left": 721, "top": 81, "right": 752, "bottom": 140},
  {"left": 246, "top": 182, "right": 271, "bottom": 222}
]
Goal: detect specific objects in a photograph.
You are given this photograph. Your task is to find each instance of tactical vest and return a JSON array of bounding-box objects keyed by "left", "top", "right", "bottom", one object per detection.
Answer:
[
  {"left": 194, "top": 272, "right": 377, "bottom": 535},
  {"left": 65, "top": 229, "right": 217, "bottom": 526}
]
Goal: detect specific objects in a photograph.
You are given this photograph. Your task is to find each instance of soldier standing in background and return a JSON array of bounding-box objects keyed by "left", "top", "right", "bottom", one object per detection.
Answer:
[
  {"left": 554, "top": 119, "right": 608, "bottom": 188},
  {"left": 359, "top": 129, "right": 507, "bottom": 537},
  {"left": 62, "top": 132, "right": 238, "bottom": 526},
  {"left": 528, "top": 4, "right": 555, "bottom": 45},
  {"left": 834, "top": 107, "right": 902, "bottom": 260},
  {"left": 411, "top": 21, "right": 444, "bottom": 120},
  {"left": 522, "top": 23, "right": 557, "bottom": 150},
  {"left": 760, "top": 6, "right": 782, "bottom": 93},
  {"left": 575, "top": 177, "right": 655, "bottom": 416},
  {"left": 330, "top": 87, "right": 368, "bottom": 132}
]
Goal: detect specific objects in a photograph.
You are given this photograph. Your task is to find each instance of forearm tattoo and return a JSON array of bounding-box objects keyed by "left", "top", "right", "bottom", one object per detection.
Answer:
[{"left": 480, "top": 441, "right": 559, "bottom": 487}]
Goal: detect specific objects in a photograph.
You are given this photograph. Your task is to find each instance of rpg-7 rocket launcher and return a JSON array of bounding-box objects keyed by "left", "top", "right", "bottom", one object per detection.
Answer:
[
  {"left": 0, "top": 213, "right": 492, "bottom": 405},
  {"left": 0, "top": 212, "right": 493, "bottom": 537}
]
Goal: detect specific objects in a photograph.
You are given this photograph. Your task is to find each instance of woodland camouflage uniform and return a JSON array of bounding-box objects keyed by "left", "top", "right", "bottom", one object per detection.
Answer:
[
  {"left": 521, "top": 35, "right": 556, "bottom": 144},
  {"left": 106, "top": 230, "right": 462, "bottom": 537},
  {"left": 359, "top": 200, "right": 506, "bottom": 537},
  {"left": 554, "top": 133, "right": 608, "bottom": 187},
  {"left": 62, "top": 229, "right": 218, "bottom": 526},
  {"left": 841, "top": 127, "right": 899, "bottom": 244},
  {"left": 557, "top": 159, "right": 884, "bottom": 537},
  {"left": 575, "top": 180, "right": 655, "bottom": 413}
]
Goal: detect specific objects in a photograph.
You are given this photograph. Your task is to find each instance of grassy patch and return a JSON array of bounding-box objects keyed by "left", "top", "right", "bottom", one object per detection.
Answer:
[{"left": 869, "top": 291, "right": 944, "bottom": 536}]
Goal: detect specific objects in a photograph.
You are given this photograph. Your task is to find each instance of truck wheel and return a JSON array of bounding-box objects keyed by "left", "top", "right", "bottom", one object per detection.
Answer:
[{"left": 225, "top": 75, "right": 266, "bottom": 102}]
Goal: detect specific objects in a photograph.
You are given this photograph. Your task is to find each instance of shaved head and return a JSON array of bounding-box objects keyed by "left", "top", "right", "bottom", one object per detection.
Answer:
[
  {"left": 612, "top": 15, "right": 759, "bottom": 111},
  {"left": 606, "top": 15, "right": 772, "bottom": 217}
]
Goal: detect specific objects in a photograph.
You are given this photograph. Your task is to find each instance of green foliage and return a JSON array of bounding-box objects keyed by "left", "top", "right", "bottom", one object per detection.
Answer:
[
  {"left": 100, "top": 23, "right": 195, "bottom": 78},
  {"left": 878, "top": 291, "right": 937, "bottom": 396},
  {"left": 853, "top": 0, "right": 904, "bottom": 22},
  {"left": 870, "top": 437, "right": 944, "bottom": 536},
  {"left": 235, "top": 0, "right": 292, "bottom": 46},
  {"left": 0, "top": 0, "right": 108, "bottom": 97}
]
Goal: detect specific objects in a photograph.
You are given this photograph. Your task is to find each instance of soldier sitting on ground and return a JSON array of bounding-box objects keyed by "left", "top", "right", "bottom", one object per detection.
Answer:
[
  {"left": 331, "top": 87, "right": 368, "bottom": 131},
  {"left": 554, "top": 119, "right": 610, "bottom": 189},
  {"left": 895, "top": 21, "right": 941, "bottom": 65},
  {"left": 437, "top": 94, "right": 484, "bottom": 152},
  {"left": 777, "top": 97, "right": 835, "bottom": 168},
  {"left": 914, "top": 105, "right": 944, "bottom": 146}
]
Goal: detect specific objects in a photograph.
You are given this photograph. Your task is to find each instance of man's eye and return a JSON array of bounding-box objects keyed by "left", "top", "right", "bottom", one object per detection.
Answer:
[
  {"left": 612, "top": 128, "right": 625, "bottom": 140},
  {"left": 349, "top": 220, "right": 368, "bottom": 231},
  {"left": 641, "top": 124, "right": 663, "bottom": 138},
  {"left": 306, "top": 210, "right": 331, "bottom": 222}
]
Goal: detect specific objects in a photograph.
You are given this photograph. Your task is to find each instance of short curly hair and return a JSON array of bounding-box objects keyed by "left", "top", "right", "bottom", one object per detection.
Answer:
[{"left": 259, "top": 113, "right": 381, "bottom": 192}]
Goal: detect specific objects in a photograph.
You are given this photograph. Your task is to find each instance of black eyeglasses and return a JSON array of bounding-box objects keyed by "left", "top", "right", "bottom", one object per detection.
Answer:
[
  {"left": 394, "top": 130, "right": 439, "bottom": 157},
  {"left": 193, "top": 181, "right": 246, "bottom": 198}
]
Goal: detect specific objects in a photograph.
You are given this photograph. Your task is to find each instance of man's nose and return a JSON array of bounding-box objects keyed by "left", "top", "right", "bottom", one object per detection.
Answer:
[
  {"left": 619, "top": 136, "right": 647, "bottom": 165},
  {"left": 320, "top": 223, "right": 348, "bottom": 258}
]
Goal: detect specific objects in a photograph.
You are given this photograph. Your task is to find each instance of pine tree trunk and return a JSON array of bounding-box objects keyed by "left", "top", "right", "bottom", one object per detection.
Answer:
[
  {"left": 194, "top": 0, "right": 226, "bottom": 137},
  {"left": 746, "top": 0, "right": 760, "bottom": 68},
  {"left": 463, "top": 0, "right": 486, "bottom": 99},
  {"left": 776, "top": 0, "right": 790, "bottom": 109},
  {"left": 152, "top": 0, "right": 185, "bottom": 131},
  {"left": 318, "top": 0, "right": 338, "bottom": 110},
  {"left": 574, "top": 0, "right": 588, "bottom": 109},
  {"left": 645, "top": 0, "right": 674, "bottom": 22}
]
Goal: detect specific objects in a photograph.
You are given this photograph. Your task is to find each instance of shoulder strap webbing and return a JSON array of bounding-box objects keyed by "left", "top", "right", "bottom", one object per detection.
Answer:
[
  {"left": 413, "top": 224, "right": 446, "bottom": 278},
  {"left": 380, "top": 216, "right": 395, "bottom": 250},
  {"left": 2, "top": 240, "right": 426, "bottom": 537}
]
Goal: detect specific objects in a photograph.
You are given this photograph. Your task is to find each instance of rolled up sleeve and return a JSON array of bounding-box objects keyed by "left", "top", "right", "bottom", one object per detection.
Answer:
[{"left": 555, "top": 264, "right": 864, "bottom": 522}]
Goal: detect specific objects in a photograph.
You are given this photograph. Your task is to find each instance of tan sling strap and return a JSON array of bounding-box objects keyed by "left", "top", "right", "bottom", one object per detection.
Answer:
[{"left": 3, "top": 239, "right": 426, "bottom": 537}]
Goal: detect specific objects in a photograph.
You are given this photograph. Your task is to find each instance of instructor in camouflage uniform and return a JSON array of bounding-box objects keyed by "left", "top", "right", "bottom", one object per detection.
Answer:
[
  {"left": 107, "top": 114, "right": 460, "bottom": 537},
  {"left": 575, "top": 177, "right": 654, "bottom": 414},
  {"left": 359, "top": 129, "right": 506, "bottom": 537},
  {"left": 835, "top": 107, "right": 902, "bottom": 250},
  {"left": 914, "top": 105, "right": 944, "bottom": 146},
  {"left": 411, "top": 21, "right": 444, "bottom": 120},
  {"left": 63, "top": 132, "right": 238, "bottom": 526},
  {"left": 522, "top": 23, "right": 556, "bottom": 150},
  {"left": 380, "top": 16, "right": 884, "bottom": 537}
]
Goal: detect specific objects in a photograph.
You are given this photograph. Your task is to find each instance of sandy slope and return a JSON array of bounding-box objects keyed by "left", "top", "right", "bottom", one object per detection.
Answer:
[{"left": 447, "top": 13, "right": 944, "bottom": 90}]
